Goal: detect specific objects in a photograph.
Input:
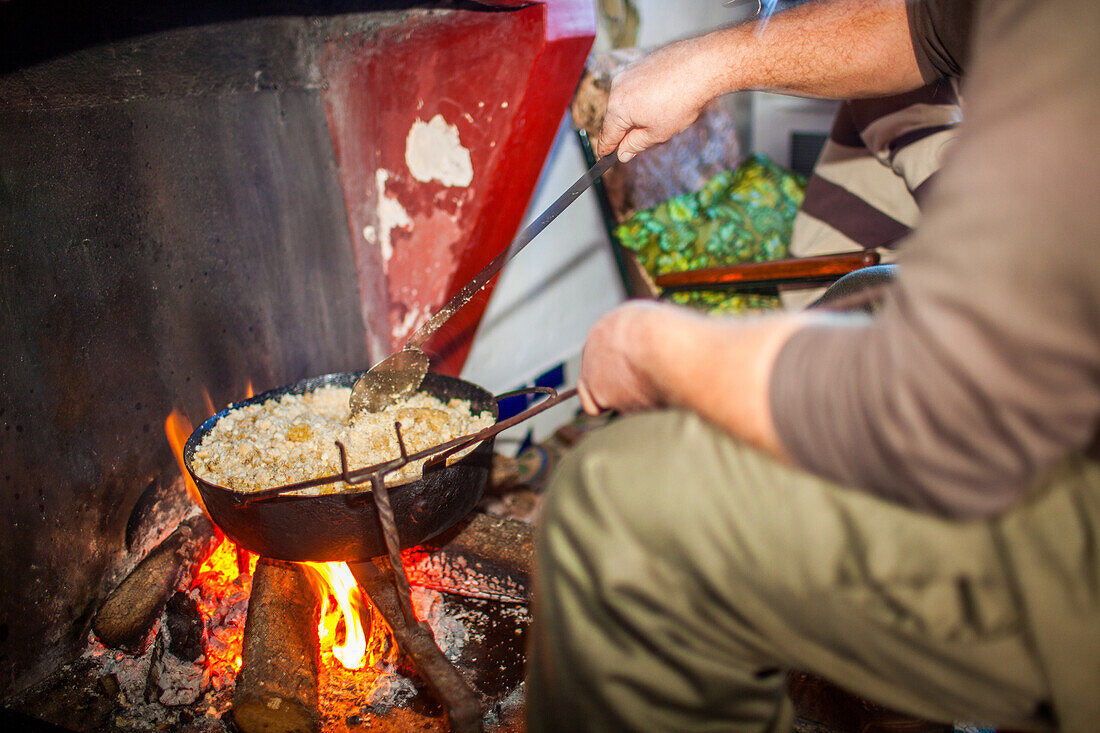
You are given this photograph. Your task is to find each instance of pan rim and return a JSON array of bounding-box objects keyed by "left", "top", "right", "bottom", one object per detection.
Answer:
[{"left": 182, "top": 370, "right": 497, "bottom": 502}]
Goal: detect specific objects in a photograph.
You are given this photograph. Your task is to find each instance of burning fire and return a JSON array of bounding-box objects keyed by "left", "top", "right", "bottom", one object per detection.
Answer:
[
  {"left": 302, "top": 563, "right": 371, "bottom": 669},
  {"left": 165, "top": 383, "right": 374, "bottom": 674}
]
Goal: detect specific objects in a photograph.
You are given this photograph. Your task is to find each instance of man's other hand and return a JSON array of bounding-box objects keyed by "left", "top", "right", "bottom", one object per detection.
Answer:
[
  {"left": 577, "top": 301, "right": 666, "bottom": 414},
  {"left": 576, "top": 299, "right": 808, "bottom": 461}
]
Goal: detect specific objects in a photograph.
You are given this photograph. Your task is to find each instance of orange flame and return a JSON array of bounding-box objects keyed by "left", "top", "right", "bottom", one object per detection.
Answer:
[
  {"left": 202, "top": 391, "right": 217, "bottom": 423},
  {"left": 197, "top": 535, "right": 257, "bottom": 587},
  {"left": 302, "top": 562, "right": 370, "bottom": 669},
  {"left": 165, "top": 410, "right": 203, "bottom": 506}
]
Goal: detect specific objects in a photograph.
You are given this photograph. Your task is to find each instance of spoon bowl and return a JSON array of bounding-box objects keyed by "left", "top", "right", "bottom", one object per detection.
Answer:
[{"left": 349, "top": 348, "right": 431, "bottom": 416}]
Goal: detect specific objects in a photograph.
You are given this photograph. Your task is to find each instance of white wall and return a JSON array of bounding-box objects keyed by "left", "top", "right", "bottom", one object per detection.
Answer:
[
  {"left": 461, "top": 117, "right": 622, "bottom": 395},
  {"left": 751, "top": 92, "right": 839, "bottom": 169},
  {"left": 631, "top": 0, "right": 751, "bottom": 48}
]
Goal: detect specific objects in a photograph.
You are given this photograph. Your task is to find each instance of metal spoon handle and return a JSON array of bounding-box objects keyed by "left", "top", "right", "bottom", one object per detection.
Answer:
[{"left": 405, "top": 153, "right": 617, "bottom": 350}]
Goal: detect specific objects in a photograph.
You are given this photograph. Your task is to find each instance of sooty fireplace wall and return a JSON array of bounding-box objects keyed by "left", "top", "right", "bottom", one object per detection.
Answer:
[{"left": 0, "top": 0, "right": 594, "bottom": 701}]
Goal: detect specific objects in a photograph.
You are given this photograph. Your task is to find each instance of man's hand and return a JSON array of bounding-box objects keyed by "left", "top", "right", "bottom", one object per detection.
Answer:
[
  {"left": 595, "top": 0, "right": 922, "bottom": 162},
  {"left": 577, "top": 299, "right": 813, "bottom": 461},
  {"left": 596, "top": 38, "right": 722, "bottom": 162},
  {"left": 576, "top": 301, "right": 667, "bottom": 414}
]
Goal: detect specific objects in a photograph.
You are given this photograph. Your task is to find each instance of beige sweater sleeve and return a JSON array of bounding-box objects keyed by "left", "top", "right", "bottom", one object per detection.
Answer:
[{"left": 769, "top": 0, "right": 1100, "bottom": 518}]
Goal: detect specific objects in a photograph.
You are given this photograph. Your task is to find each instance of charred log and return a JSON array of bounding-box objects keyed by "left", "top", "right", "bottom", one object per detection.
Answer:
[
  {"left": 404, "top": 514, "right": 533, "bottom": 603},
  {"left": 232, "top": 559, "right": 320, "bottom": 733},
  {"left": 92, "top": 514, "right": 218, "bottom": 651},
  {"left": 144, "top": 591, "right": 206, "bottom": 707},
  {"left": 164, "top": 590, "right": 205, "bottom": 662}
]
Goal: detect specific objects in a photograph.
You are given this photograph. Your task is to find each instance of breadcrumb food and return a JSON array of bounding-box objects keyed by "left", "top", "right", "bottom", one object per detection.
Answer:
[{"left": 191, "top": 386, "right": 494, "bottom": 494}]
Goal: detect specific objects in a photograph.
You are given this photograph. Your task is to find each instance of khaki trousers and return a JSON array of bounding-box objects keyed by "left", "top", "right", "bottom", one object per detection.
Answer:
[{"left": 527, "top": 410, "right": 1100, "bottom": 732}]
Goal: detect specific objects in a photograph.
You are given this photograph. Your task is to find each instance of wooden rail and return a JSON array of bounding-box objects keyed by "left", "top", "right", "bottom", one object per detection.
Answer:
[{"left": 654, "top": 251, "right": 880, "bottom": 291}]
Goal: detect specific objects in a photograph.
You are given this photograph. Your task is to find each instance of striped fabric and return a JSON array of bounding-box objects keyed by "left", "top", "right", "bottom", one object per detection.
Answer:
[{"left": 782, "top": 80, "right": 962, "bottom": 309}]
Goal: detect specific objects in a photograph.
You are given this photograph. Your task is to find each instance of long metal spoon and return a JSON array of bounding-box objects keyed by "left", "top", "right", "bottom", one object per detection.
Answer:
[{"left": 350, "top": 153, "right": 618, "bottom": 416}]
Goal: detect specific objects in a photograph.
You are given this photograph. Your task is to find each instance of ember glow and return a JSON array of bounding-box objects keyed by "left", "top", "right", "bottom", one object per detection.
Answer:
[
  {"left": 192, "top": 537, "right": 255, "bottom": 688},
  {"left": 164, "top": 386, "right": 257, "bottom": 688},
  {"left": 302, "top": 562, "right": 370, "bottom": 669}
]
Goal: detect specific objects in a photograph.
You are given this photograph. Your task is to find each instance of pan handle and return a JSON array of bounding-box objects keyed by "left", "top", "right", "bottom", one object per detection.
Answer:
[
  {"left": 421, "top": 386, "right": 578, "bottom": 469},
  {"left": 493, "top": 385, "right": 560, "bottom": 402},
  {"left": 490, "top": 385, "right": 578, "bottom": 428},
  {"left": 399, "top": 385, "right": 578, "bottom": 457}
]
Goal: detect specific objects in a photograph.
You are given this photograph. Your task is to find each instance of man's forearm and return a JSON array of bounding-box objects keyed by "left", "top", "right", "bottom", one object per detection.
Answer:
[
  {"left": 579, "top": 302, "right": 814, "bottom": 459},
  {"left": 704, "top": 0, "right": 923, "bottom": 99},
  {"left": 642, "top": 309, "right": 810, "bottom": 458},
  {"left": 598, "top": 0, "right": 924, "bottom": 159}
]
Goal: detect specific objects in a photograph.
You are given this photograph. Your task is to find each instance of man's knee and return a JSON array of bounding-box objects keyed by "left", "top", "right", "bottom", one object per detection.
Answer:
[
  {"left": 541, "top": 411, "right": 720, "bottom": 564},
  {"left": 530, "top": 412, "right": 805, "bottom": 730}
]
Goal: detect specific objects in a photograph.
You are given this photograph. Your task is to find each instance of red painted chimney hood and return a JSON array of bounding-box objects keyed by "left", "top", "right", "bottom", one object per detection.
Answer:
[{"left": 318, "top": 0, "right": 597, "bottom": 374}]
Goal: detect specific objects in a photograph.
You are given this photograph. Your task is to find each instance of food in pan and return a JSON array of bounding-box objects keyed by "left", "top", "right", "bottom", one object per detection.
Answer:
[{"left": 191, "top": 386, "right": 494, "bottom": 494}]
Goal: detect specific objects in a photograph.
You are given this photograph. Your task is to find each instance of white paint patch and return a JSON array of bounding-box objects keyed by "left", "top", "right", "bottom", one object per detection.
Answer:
[
  {"left": 375, "top": 169, "right": 411, "bottom": 272},
  {"left": 405, "top": 114, "right": 474, "bottom": 188},
  {"left": 393, "top": 303, "right": 429, "bottom": 342},
  {"left": 361, "top": 225, "right": 377, "bottom": 244}
]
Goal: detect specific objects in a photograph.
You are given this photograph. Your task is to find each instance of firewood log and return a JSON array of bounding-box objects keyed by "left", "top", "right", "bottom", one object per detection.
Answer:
[
  {"left": 232, "top": 559, "right": 320, "bottom": 733},
  {"left": 92, "top": 514, "right": 218, "bottom": 651}
]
